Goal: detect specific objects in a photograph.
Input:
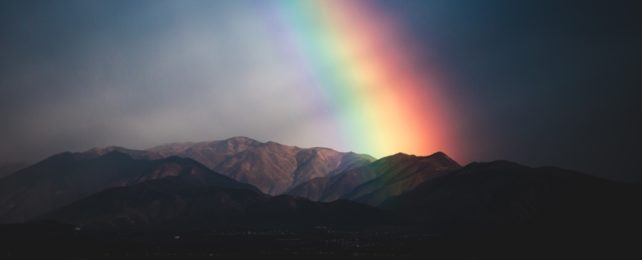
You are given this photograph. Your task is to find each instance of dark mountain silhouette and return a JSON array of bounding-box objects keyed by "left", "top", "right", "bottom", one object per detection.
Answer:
[
  {"left": 287, "top": 152, "right": 460, "bottom": 205},
  {"left": 0, "top": 162, "right": 30, "bottom": 179},
  {"left": 147, "top": 137, "right": 375, "bottom": 195},
  {"left": 42, "top": 175, "right": 401, "bottom": 231},
  {"left": 381, "top": 161, "right": 642, "bottom": 240},
  {"left": 0, "top": 151, "right": 255, "bottom": 223}
]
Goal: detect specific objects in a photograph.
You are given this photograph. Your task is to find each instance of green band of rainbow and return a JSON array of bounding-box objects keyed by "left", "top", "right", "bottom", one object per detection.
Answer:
[{"left": 268, "top": 0, "right": 457, "bottom": 158}]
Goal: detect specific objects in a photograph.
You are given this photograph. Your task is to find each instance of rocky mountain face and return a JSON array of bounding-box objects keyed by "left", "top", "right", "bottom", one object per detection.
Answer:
[
  {"left": 146, "top": 137, "right": 375, "bottom": 195},
  {"left": 0, "top": 151, "right": 255, "bottom": 223},
  {"left": 287, "top": 152, "right": 461, "bottom": 205}
]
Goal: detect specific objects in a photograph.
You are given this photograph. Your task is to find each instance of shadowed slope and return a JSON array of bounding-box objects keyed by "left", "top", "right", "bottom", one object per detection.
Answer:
[
  {"left": 344, "top": 152, "right": 460, "bottom": 206},
  {"left": 382, "top": 161, "right": 642, "bottom": 238},
  {"left": 43, "top": 176, "right": 402, "bottom": 231},
  {"left": 0, "top": 162, "right": 30, "bottom": 179},
  {"left": 0, "top": 151, "right": 256, "bottom": 223},
  {"left": 287, "top": 152, "right": 460, "bottom": 205}
]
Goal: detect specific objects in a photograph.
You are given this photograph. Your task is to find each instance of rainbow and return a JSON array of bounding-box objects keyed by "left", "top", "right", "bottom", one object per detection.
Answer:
[{"left": 264, "top": 0, "right": 457, "bottom": 158}]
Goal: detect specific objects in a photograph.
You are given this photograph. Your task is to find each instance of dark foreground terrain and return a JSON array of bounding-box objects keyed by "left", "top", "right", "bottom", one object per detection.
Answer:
[{"left": 0, "top": 221, "right": 639, "bottom": 259}]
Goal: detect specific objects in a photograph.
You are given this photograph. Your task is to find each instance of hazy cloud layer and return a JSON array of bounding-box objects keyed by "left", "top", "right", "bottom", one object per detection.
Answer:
[
  {"left": 1, "top": 0, "right": 641, "bottom": 181},
  {"left": 0, "top": 0, "right": 345, "bottom": 161}
]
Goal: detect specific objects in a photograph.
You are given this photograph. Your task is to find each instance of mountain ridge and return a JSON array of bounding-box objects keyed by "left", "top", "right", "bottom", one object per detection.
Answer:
[
  {"left": 287, "top": 151, "right": 461, "bottom": 204},
  {"left": 144, "top": 137, "right": 375, "bottom": 194},
  {"left": 0, "top": 138, "right": 639, "bottom": 257},
  {"left": 42, "top": 174, "right": 402, "bottom": 230},
  {"left": 381, "top": 160, "right": 642, "bottom": 237},
  {"left": 75, "top": 137, "right": 376, "bottom": 195},
  {"left": 0, "top": 162, "right": 30, "bottom": 179},
  {"left": 0, "top": 151, "right": 256, "bottom": 223}
]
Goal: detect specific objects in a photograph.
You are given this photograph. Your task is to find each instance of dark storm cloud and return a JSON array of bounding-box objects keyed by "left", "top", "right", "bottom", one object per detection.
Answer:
[
  {"left": 377, "top": 0, "right": 642, "bottom": 180},
  {"left": 0, "top": 0, "right": 338, "bottom": 162},
  {"left": 0, "top": 0, "right": 640, "bottom": 181}
]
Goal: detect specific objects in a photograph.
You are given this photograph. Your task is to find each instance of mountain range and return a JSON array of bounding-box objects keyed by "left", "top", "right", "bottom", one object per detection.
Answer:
[
  {"left": 0, "top": 137, "right": 640, "bottom": 257},
  {"left": 82, "top": 137, "right": 374, "bottom": 195},
  {"left": 43, "top": 175, "right": 399, "bottom": 230},
  {"left": 287, "top": 152, "right": 460, "bottom": 206},
  {"left": 382, "top": 160, "right": 642, "bottom": 238},
  {"left": 0, "top": 151, "right": 256, "bottom": 223}
]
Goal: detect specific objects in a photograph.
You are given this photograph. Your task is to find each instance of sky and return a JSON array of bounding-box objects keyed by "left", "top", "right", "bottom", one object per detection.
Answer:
[{"left": 0, "top": 0, "right": 640, "bottom": 181}]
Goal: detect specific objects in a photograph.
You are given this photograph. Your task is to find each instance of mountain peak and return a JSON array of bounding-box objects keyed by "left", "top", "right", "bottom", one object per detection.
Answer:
[
  {"left": 81, "top": 146, "right": 160, "bottom": 160},
  {"left": 425, "top": 151, "right": 460, "bottom": 167},
  {"left": 383, "top": 152, "right": 415, "bottom": 161},
  {"left": 146, "top": 137, "right": 375, "bottom": 195},
  {"left": 381, "top": 151, "right": 458, "bottom": 166},
  {"left": 429, "top": 151, "right": 448, "bottom": 158},
  {"left": 220, "top": 136, "right": 261, "bottom": 144}
]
